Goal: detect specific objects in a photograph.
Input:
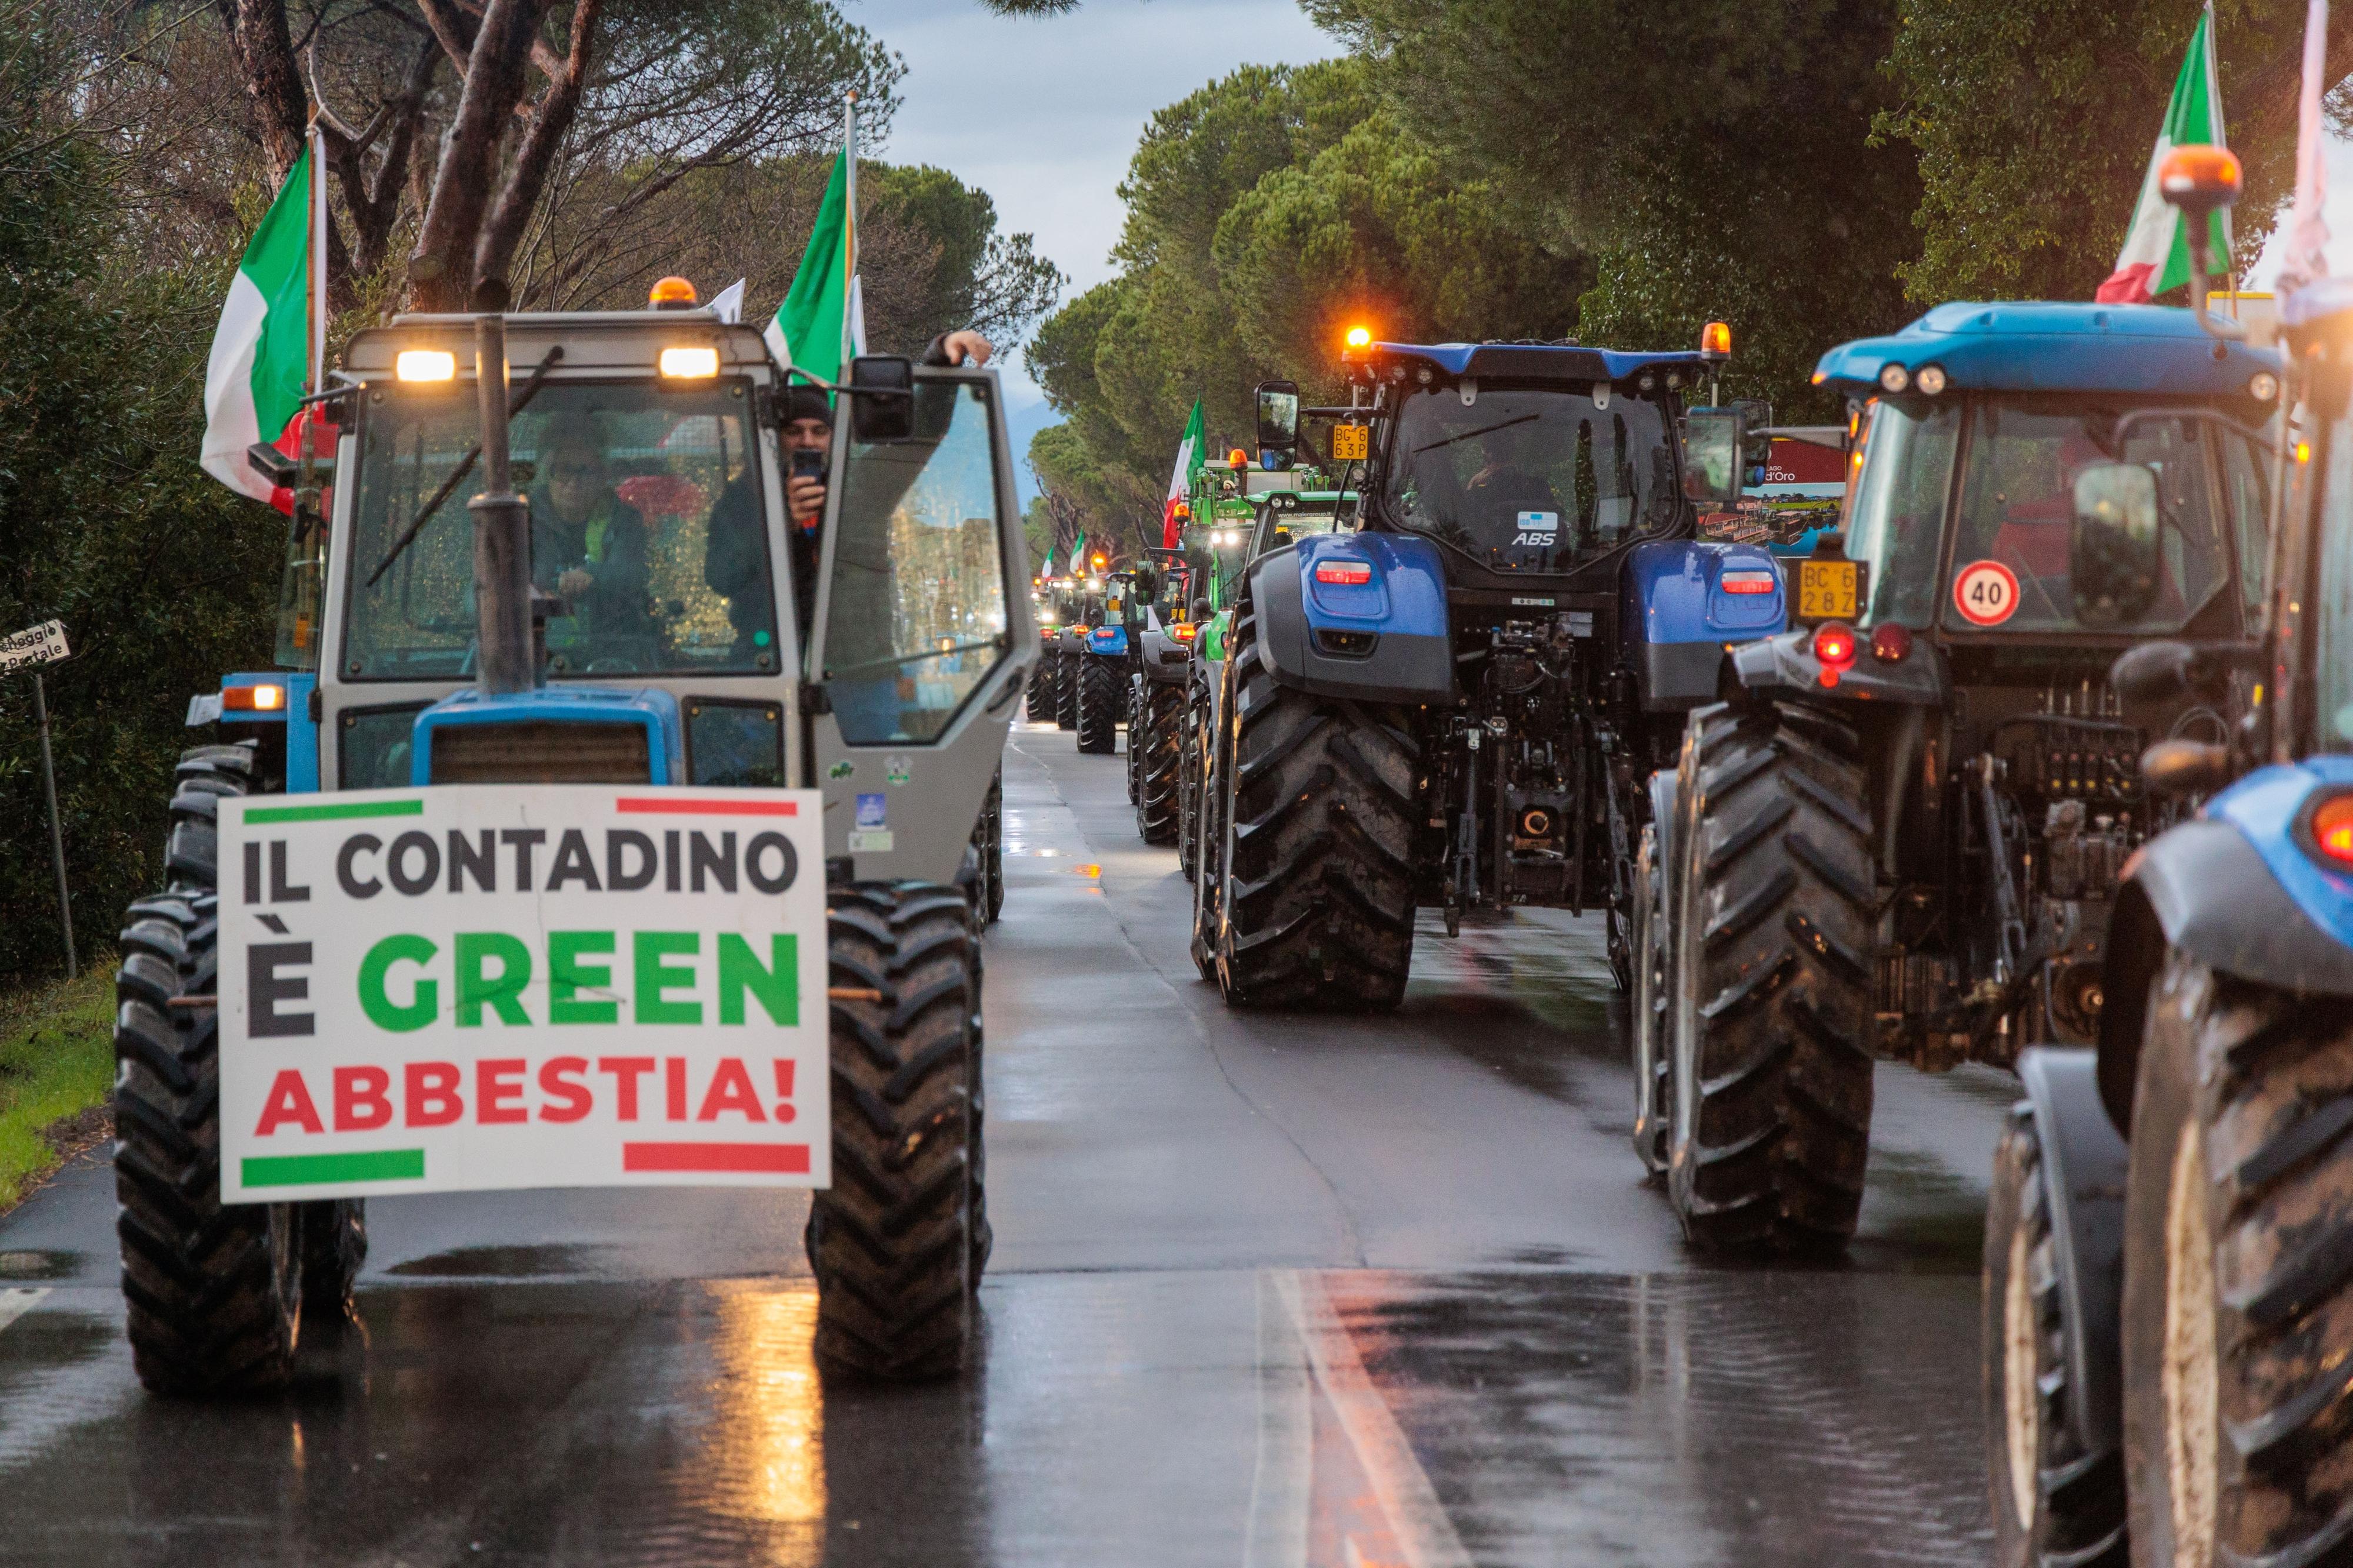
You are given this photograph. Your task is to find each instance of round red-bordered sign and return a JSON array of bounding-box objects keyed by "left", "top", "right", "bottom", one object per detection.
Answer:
[{"left": 1952, "top": 559, "right": 2021, "bottom": 627}]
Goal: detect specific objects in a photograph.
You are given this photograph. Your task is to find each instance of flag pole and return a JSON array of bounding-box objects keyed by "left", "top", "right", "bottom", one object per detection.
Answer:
[
  {"left": 308, "top": 116, "right": 326, "bottom": 400},
  {"left": 842, "top": 92, "right": 860, "bottom": 372}
]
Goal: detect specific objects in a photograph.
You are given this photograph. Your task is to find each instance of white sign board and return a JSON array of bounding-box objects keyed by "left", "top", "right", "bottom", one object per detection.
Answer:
[
  {"left": 0, "top": 620, "right": 68, "bottom": 673},
  {"left": 218, "top": 786, "right": 829, "bottom": 1202}
]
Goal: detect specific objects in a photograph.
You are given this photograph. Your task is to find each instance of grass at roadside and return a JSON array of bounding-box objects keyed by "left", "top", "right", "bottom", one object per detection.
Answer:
[{"left": 0, "top": 960, "right": 115, "bottom": 1216}]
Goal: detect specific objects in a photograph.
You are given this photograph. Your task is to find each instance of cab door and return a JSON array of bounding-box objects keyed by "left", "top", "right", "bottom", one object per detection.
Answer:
[{"left": 806, "top": 365, "right": 1035, "bottom": 883}]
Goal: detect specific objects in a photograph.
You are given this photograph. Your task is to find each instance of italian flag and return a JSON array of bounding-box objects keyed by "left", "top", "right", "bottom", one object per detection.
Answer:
[
  {"left": 2095, "top": 4, "right": 2231, "bottom": 305},
  {"left": 765, "top": 149, "right": 866, "bottom": 382},
  {"left": 201, "top": 142, "right": 322, "bottom": 506},
  {"left": 1161, "top": 399, "right": 1205, "bottom": 548}
]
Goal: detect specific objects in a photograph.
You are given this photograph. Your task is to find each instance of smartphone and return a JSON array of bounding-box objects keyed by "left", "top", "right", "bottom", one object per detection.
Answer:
[{"left": 791, "top": 449, "right": 826, "bottom": 482}]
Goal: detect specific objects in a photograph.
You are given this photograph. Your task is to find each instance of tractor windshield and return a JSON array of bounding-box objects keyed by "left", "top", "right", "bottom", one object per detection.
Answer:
[
  {"left": 1844, "top": 396, "right": 2267, "bottom": 636},
  {"left": 346, "top": 381, "right": 778, "bottom": 680},
  {"left": 1381, "top": 385, "right": 1679, "bottom": 571}
]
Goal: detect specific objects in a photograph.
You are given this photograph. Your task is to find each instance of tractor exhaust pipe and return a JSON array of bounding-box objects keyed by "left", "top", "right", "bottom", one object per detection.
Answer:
[{"left": 469, "top": 307, "right": 536, "bottom": 695}]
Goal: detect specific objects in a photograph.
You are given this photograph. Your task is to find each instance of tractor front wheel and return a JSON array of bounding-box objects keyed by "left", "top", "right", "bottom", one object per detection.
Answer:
[
  {"left": 809, "top": 882, "right": 984, "bottom": 1379},
  {"left": 1985, "top": 1106, "right": 2127, "bottom": 1567},
  {"left": 114, "top": 743, "right": 320, "bottom": 1394},
  {"left": 2120, "top": 955, "right": 2353, "bottom": 1568}
]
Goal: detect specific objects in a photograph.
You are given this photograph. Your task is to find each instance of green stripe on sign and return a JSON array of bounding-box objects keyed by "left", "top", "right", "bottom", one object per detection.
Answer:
[
  {"left": 242, "top": 1149, "right": 425, "bottom": 1187},
  {"left": 244, "top": 799, "right": 423, "bottom": 824}
]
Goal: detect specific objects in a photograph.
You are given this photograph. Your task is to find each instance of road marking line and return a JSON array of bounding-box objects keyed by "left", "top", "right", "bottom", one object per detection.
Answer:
[
  {"left": 0, "top": 1288, "right": 50, "bottom": 1335},
  {"left": 1274, "top": 1270, "right": 1473, "bottom": 1568},
  {"left": 1245, "top": 1272, "right": 1314, "bottom": 1568}
]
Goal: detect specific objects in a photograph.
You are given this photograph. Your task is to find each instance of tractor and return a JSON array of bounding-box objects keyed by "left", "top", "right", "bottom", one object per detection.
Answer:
[
  {"left": 1124, "top": 552, "right": 1198, "bottom": 841},
  {"left": 1066, "top": 559, "right": 1129, "bottom": 756},
  {"left": 1978, "top": 151, "right": 2353, "bottom": 1568},
  {"left": 1187, "top": 340, "right": 1788, "bottom": 1009},
  {"left": 1639, "top": 297, "right": 2281, "bottom": 1262},
  {"left": 114, "top": 283, "right": 1031, "bottom": 1393}
]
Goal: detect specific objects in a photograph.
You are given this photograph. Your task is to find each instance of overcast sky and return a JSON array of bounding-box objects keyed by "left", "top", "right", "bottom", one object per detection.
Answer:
[{"left": 860, "top": 0, "right": 1337, "bottom": 413}]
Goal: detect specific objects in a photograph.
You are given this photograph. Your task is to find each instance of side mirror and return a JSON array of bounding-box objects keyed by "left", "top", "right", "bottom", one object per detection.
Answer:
[
  {"left": 846, "top": 356, "right": 914, "bottom": 443},
  {"left": 1682, "top": 408, "right": 1742, "bottom": 505},
  {"left": 1256, "top": 381, "right": 1300, "bottom": 453},
  {"left": 2070, "top": 462, "right": 2161, "bottom": 626}
]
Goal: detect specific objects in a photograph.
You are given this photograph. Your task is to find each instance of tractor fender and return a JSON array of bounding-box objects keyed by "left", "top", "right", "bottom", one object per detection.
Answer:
[
  {"left": 1619, "top": 541, "right": 1787, "bottom": 712},
  {"left": 1082, "top": 622, "right": 1128, "bottom": 659},
  {"left": 1250, "top": 532, "right": 1454, "bottom": 705},
  {"left": 1135, "top": 624, "right": 1193, "bottom": 687},
  {"left": 1726, "top": 625, "right": 1946, "bottom": 705},
  {"left": 2014, "top": 1045, "right": 2130, "bottom": 1457},
  {"left": 2099, "top": 762, "right": 2353, "bottom": 1130}
]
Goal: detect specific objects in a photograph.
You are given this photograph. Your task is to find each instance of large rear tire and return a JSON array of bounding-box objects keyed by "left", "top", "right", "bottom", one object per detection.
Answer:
[
  {"left": 1055, "top": 648, "right": 1078, "bottom": 732},
  {"left": 1985, "top": 1106, "right": 2127, "bottom": 1568},
  {"left": 1135, "top": 682, "right": 1183, "bottom": 845},
  {"left": 2120, "top": 955, "right": 2353, "bottom": 1568},
  {"left": 1213, "top": 609, "right": 1417, "bottom": 1010},
  {"left": 113, "top": 743, "right": 315, "bottom": 1394},
  {"left": 809, "top": 883, "right": 981, "bottom": 1380},
  {"left": 1667, "top": 701, "right": 1876, "bottom": 1253},
  {"left": 1075, "top": 657, "right": 1118, "bottom": 755},
  {"left": 1125, "top": 680, "right": 1144, "bottom": 803}
]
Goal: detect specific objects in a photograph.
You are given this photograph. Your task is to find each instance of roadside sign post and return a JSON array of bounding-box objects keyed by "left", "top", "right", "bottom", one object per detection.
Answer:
[{"left": 2, "top": 621, "right": 75, "bottom": 978}]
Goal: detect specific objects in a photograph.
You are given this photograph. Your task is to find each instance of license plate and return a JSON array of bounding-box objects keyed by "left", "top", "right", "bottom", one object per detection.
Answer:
[
  {"left": 1331, "top": 423, "right": 1369, "bottom": 462},
  {"left": 1797, "top": 559, "right": 1858, "bottom": 620}
]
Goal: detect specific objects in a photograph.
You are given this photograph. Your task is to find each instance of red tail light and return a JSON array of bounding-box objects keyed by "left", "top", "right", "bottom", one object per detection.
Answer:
[
  {"left": 1719, "top": 569, "right": 1777, "bottom": 595},
  {"left": 1871, "top": 623, "right": 1912, "bottom": 662},
  {"left": 2312, "top": 795, "right": 2353, "bottom": 868},
  {"left": 1811, "top": 622, "right": 1857, "bottom": 667},
  {"left": 1314, "top": 561, "right": 1373, "bottom": 585}
]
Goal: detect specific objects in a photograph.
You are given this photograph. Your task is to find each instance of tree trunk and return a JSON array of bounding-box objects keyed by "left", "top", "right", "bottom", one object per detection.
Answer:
[
  {"left": 473, "top": 0, "right": 601, "bottom": 292},
  {"left": 406, "top": 0, "right": 548, "bottom": 311}
]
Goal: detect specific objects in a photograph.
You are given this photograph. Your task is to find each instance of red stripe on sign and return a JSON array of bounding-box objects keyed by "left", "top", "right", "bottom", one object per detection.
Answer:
[
  {"left": 622, "top": 1142, "right": 811, "bottom": 1173},
  {"left": 614, "top": 798, "right": 798, "bottom": 816}
]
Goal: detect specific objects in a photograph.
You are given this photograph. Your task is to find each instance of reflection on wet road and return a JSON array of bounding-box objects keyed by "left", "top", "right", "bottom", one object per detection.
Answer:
[{"left": 0, "top": 724, "right": 2008, "bottom": 1565}]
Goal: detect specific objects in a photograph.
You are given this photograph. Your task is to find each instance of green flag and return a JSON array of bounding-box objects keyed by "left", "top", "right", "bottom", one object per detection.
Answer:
[
  {"left": 201, "top": 145, "right": 314, "bottom": 501},
  {"left": 765, "top": 151, "right": 862, "bottom": 381},
  {"left": 2096, "top": 4, "right": 2229, "bottom": 303}
]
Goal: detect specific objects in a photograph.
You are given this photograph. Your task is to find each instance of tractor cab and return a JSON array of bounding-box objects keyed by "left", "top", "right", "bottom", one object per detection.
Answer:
[
  {"left": 227, "top": 303, "right": 1029, "bottom": 878},
  {"left": 1345, "top": 341, "right": 1711, "bottom": 590},
  {"left": 1805, "top": 303, "right": 2277, "bottom": 650}
]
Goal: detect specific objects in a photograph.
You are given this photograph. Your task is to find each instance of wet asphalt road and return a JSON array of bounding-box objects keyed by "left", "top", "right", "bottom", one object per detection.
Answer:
[{"left": 0, "top": 722, "right": 2018, "bottom": 1566}]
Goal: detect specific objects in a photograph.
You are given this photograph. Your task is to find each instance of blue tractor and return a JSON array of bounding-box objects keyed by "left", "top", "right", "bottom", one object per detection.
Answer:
[
  {"left": 1068, "top": 562, "right": 1129, "bottom": 756},
  {"left": 1981, "top": 176, "right": 2353, "bottom": 1566},
  {"left": 114, "top": 293, "right": 1031, "bottom": 1392},
  {"left": 1187, "top": 338, "right": 1787, "bottom": 1009},
  {"left": 1645, "top": 302, "right": 2280, "bottom": 1260}
]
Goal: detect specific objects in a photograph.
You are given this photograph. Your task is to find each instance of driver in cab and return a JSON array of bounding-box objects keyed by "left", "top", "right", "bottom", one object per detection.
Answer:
[{"left": 529, "top": 414, "right": 654, "bottom": 658}]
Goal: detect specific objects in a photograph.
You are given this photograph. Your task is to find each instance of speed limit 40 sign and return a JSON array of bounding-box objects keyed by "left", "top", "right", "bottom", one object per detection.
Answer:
[{"left": 1952, "top": 559, "right": 2019, "bottom": 627}]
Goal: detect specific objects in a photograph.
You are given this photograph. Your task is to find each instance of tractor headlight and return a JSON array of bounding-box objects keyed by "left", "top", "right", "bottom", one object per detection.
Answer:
[
  {"left": 2251, "top": 371, "right": 2280, "bottom": 403},
  {"left": 395, "top": 349, "right": 456, "bottom": 383},
  {"left": 1878, "top": 362, "right": 1911, "bottom": 394},
  {"left": 659, "top": 346, "right": 719, "bottom": 378},
  {"left": 1914, "top": 364, "right": 1948, "bottom": 396}
]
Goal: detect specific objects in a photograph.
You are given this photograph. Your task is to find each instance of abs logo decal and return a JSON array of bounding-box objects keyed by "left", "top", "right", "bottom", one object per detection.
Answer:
[
  {"left": 1513, "top": 511, "right": 1559, "bottom": 547},
  {"left": 1953, "top": 559, "right": 2020, "bottom": 627}
]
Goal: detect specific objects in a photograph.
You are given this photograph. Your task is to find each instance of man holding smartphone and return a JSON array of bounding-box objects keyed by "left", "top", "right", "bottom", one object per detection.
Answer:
[{"left": 705, "top": 332, "right": 995, "bottom": 658}]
